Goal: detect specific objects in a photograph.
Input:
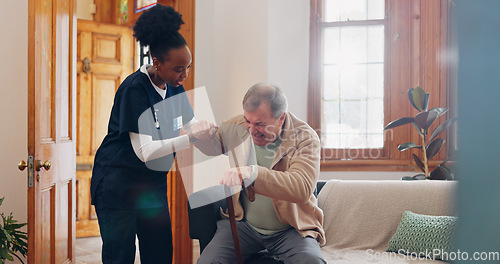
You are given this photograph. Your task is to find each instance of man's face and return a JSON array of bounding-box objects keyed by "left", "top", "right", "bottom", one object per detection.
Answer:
[{"left": 243, "top": 102, "right": 285, "bottom": 146}]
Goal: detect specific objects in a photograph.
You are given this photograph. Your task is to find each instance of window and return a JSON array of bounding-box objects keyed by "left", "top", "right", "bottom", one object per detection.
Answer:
[
  {"left": 322, "top": 0, "right": 385, "bottom": 149},
  {"left": 308, "top": 0, "right": 451, "bottom": 171}
]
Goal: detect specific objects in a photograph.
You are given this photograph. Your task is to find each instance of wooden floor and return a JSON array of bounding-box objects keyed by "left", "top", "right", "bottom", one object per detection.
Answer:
[{"left": 75, "top": 236, "right": 200, "bottom": 264}]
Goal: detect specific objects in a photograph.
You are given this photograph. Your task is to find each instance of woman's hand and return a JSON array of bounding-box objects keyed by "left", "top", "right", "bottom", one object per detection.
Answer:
[
  {"left": 220, "top": 166, "right": 252, "bottom": 187},
  {"left": 188, "top": 120, "right": 217, "bottom": 142}
]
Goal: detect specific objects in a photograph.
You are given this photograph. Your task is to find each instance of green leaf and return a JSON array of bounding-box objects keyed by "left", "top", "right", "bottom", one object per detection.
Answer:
[
  {"left": 384, "top": 117, "right": 414, "bottom": 130},
  {"left": 2, "top": 229, "right": 12, "bottom": 242},
  {"left": 12, "top": 231, "right": 27, "bottom": 237},
  {"left": 412, "top": 154, "right": 425, "bottom": 172},
  {"left": 412, "top": 86, "right": 428, "bottom": 112},
  {"left": 397, "top": 142, "right": 422, "bottom": 151},
  {"left": 0, "top": 248, "right": 14, "bottom": 261},
  {"left": 426, "top": 138, "right": 445, "bottom": 159},
  {"left": 408, "top": 88, "right": 420, "bottom": 111},
  {"left": 440, "top": 166, "right": 453, "bottom": 180},
  {"left": 430, "top": 166, "right": 444, "bottom": 180},
  {"left": 414, "top": 111, "right": 428, "bottom": 130},
  {"left": 430, "top": 165, "right": 453, "bottom": 180},
  {"left": 5, "top": 223, "right": 26, "bottom": 231},
  {"left": 423, "top": 93, "right": 430, "bottom": 111},
  {"left": 0, "top": 197, "right": 4, "bottom": 207},
  {"left": 428, "top": 107, "right": 448, "bottom": 117},
  {"left": 414, "top": 111, "right": 440, "bottom": 131},
  {"left": 412, "top": 174, "right": 426, "bottom": 180},
  {"left": 438, "top": 159, "right": 449, "bottom": 167},
  {"left": 414, "top": 107, "right": 448, "bottom": 133},
  {"left": 429, "top": 117, "right": 457, "bottom": 142},
  {"left": 0, "top": 197, "right": 28, "bottom": 262}
]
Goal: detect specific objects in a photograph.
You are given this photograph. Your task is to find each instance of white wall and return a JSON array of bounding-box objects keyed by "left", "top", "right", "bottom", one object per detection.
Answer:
[
  {"left": 267, "top": 0, "right": 310, "bottom": 121},
  {"left": 194, "top": 0, "right": 414, "bottom": 181},
  {"left": 194, "top": 0, "right": 309, "bottom": 122},
  {"left": 0, "top": 1, "right": 28, "bottom": 263},
  {"left": 194, "top": 0, "right": 268, "bottom": 123}
]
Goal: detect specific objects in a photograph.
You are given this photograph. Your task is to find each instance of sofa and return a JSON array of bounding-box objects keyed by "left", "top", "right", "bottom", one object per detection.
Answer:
[{"left": 189, "top": 179, "right": 456, "bottom": 263}]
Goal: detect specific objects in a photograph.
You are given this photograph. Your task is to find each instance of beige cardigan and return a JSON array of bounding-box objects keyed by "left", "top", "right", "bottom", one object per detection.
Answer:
[{"left": 194, "top": 112, "right": 325, "bottom": 245}]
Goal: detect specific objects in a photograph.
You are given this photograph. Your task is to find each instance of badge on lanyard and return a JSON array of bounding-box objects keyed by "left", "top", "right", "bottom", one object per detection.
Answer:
[{"left": 173, "top": 116, "right": 183, "bottom": 131}]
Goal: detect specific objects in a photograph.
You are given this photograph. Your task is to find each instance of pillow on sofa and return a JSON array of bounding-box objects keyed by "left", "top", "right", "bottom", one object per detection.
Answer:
[{"left": 386, "top": 211, "right": 458, "bottom": 260}]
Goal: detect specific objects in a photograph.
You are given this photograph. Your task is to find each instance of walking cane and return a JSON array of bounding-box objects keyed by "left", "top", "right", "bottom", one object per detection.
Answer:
[
  {"left": 213, "top": 126, "right": 256, "bottom": 264},
  {"left": 224, "top": 176, "right": 255, "bottom": 264}
]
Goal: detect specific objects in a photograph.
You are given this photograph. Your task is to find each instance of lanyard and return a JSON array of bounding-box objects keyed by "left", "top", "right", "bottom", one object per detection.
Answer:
[{"left": 147, "top": 84, "right": 165, "bottom": 139}]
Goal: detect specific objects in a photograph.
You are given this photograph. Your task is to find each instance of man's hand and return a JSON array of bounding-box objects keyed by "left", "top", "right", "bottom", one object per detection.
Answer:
[
  {"left": 189, "top": 120, "right": 217, "bottom": 142},
  {"left": 220, "top": 166, "right": 252, "bottom": 187}
]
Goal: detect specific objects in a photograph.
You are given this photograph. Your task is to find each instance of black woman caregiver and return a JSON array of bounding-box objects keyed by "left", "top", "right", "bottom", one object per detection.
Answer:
[{"left": 90, "top": 5, "right": 205, "bottom": 264}]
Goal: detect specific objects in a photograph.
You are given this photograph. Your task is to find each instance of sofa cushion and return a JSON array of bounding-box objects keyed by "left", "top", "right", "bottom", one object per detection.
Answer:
[{"left": 386, "top": 211, "right": 458, "bottom": 260}]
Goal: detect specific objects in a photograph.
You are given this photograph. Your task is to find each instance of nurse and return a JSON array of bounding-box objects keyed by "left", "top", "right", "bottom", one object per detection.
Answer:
[{"left": 90, "top": 5, "right": 211, "bottom": 264}]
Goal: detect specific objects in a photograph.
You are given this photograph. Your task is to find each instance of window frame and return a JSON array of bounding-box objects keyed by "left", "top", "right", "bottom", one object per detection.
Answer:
[{"left": 308, "top": 0, "right": 452, "bottom": 171}]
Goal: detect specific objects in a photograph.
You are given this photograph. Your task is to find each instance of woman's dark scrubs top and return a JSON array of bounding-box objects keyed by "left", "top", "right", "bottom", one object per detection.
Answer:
[{"left": 90, "top": 69, "right": 194, "bottom": 209}]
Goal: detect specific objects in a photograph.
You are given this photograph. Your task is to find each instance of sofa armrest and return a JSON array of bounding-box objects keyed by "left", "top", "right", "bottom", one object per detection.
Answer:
[{"left": 188, "top": 185, "right": 227, "bottom": 253}]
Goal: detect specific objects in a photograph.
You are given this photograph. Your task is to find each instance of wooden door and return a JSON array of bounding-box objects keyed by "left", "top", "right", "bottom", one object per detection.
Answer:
[
  {"left": 27, "top": 0, "right": 77, "bottom": 263},
  {"left": 75, "top": 20, "right": 135, "bottom": 237}
]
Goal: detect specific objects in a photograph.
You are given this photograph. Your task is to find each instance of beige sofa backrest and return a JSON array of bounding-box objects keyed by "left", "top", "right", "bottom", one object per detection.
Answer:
[{"left": 317, "top": 180, "right": 456, "bottom": 251}]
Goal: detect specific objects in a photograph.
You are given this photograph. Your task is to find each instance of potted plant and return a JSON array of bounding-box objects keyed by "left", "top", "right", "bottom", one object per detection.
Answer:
[
  {"left": 384, "top": 86, "right": 456, "bottom": 180},
  {"left": 0, "top": 197, "right": 27, "bottom": 263}
]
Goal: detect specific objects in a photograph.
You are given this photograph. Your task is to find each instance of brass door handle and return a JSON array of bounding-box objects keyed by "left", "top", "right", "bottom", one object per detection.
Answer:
[
  {"left": 83, "top": 57, "right": 91, "bottom": 74},
  {"left": 18, "top": 160, "right": 27, "bottom": 171},
  {"left": 36, "top": 160, "right": 51, "bottom": 171}
]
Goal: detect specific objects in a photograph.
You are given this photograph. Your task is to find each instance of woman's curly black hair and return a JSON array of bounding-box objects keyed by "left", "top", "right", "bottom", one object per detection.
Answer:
[{"left": 133, "top": 5, "right": 187, "bottom": 62}]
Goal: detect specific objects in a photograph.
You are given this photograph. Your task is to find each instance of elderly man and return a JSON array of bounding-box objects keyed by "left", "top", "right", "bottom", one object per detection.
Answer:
[{"left": 195, "top": 83, "right": 326, "bottom": 264}]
